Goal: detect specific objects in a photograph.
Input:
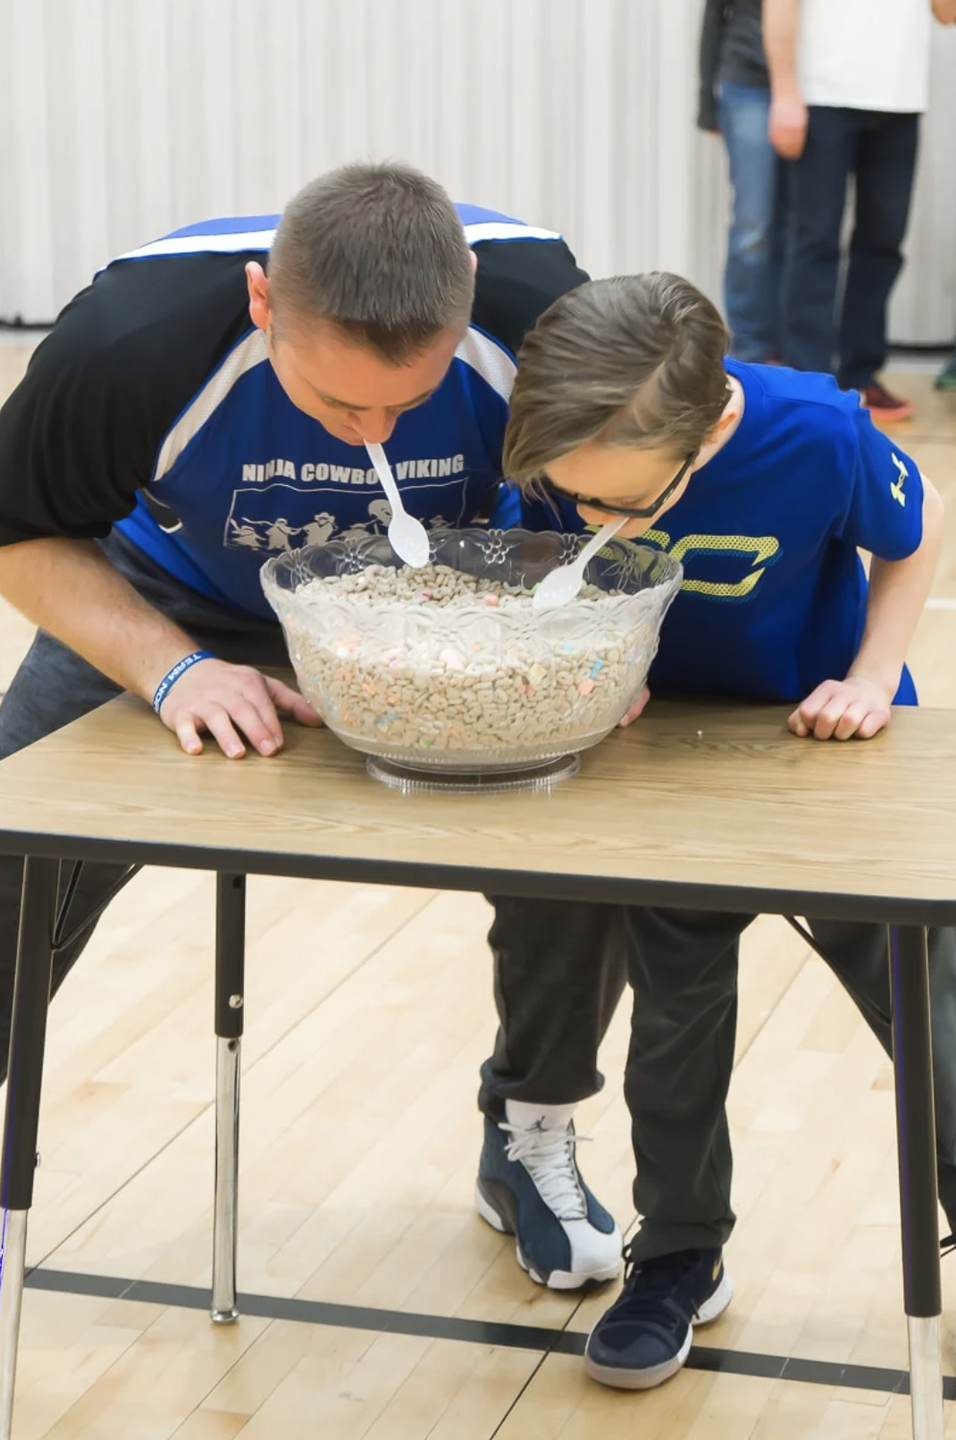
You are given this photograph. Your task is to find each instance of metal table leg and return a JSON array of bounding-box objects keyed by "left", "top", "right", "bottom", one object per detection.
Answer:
[
  {"left": 890, "top": 925, "right": 944, "bottom": 1440},
  {"left": 0, "top": 858, "right": 59, "bottom": 1440},
  {"left": 211, "top": 873, "right": 245, "bottom": 1325}
]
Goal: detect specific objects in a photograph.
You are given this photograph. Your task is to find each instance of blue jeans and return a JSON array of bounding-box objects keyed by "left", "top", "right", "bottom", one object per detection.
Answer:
[
  {"left": 719, "top": 82, "right": 788, "bottom": 363},
  {"left": 782, "top": 106, "right": 919, "bottom": 389}
]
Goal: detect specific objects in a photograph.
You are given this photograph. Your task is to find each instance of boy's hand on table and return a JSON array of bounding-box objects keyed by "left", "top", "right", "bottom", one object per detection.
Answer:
[
  {"left": 789, "top": 676, "right": 893, "bottom": 741},
  {"left": 618, "top": 686, "right": 651, "bottom": 727},
  {"left": 158, "top": 659, "right": 322, "bottom": 759}
]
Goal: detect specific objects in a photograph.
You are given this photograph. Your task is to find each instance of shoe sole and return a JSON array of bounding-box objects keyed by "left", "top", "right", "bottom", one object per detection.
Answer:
[
  {"left": 475, "top": 1180, "right": 624, "bottom": 1290},
  {"left": 864, "top": 407, "right": 915, "bottom": 427},
  {"left": 584, "top": 1267, "right": 734, "bottom": 1391}
]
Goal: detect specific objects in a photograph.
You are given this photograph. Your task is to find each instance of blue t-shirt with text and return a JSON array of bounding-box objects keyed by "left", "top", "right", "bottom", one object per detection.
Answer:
[{"left": 498, "top": 361, "right": 923, "bottom": 705}]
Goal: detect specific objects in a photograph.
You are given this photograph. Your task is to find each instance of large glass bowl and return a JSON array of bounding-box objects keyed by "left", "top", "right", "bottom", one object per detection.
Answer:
[{"left": 260, "top": 528, "right": 682, "bottom": 777}]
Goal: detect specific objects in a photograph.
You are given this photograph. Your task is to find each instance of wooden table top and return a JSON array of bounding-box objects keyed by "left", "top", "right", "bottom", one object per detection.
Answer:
[{"left": 0, "top": 695, "right": 953, "bottom": 923}]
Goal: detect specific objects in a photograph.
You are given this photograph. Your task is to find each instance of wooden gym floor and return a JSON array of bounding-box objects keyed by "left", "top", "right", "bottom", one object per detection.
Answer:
[{"left": 0, "top": 336, "right": 955, "bottom": 1438}]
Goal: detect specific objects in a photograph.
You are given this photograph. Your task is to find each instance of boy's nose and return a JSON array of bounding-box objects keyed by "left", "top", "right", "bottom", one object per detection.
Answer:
[{"left": 577, "top": 503, "right": 649, "bottom": 540}]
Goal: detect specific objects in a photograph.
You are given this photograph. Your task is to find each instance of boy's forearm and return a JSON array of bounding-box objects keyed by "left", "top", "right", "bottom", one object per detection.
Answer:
[
  {"left": 848, "top": 481, "right": 945, "bottom": 696},
  {"left": 763, "top": 0, "right": 802, "bottom": 95}
]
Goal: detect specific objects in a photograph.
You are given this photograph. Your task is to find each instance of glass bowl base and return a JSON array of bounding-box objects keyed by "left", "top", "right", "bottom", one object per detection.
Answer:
[{"left": 366, "top": 753, "right": 580, "bottom": 794}]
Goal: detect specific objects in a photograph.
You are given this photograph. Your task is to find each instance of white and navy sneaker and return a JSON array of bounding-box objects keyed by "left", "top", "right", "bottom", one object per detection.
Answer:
[
  {"left": 585, "top": 1245, "right": 733, "bottom": 1389},
  {"left": 476, "top": 1100, "right": 623, "bottom": 1290}
]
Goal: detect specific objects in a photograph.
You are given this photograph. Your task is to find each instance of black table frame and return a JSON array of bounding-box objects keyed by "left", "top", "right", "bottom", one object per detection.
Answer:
[{"left": 0, "top": 845, "right": 947, "bottom": 1440}]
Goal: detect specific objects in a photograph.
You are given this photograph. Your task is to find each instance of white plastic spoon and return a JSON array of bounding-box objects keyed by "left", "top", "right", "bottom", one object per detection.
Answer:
[
  {"left": 365, "top": 441, "right": 431, "bottom": 568},
  {"left": 532, "top": 517, "right": 627, "bottom": 612}
]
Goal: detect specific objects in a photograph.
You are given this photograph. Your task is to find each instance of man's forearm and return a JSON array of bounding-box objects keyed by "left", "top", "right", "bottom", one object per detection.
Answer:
[
  {"left": 763, "top": 0, "right": 802, "bottom": 94},
  {"left": 849, "top": 481, "right": 945, "bottom": 696},
  {"left": 0, "top": 536, "right": 200, "bottom": 702}
]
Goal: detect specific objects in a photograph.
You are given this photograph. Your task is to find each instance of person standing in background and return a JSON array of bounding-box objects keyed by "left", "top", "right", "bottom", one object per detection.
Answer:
[
  {"left": 698, "top": 0, "right": 787, "bottom": 364},
  {"left": 936, "top": 334, "right": 956, "bottom": 391},
  {"left": 764, "top": 0, "right": 956, "bottom": 425}
]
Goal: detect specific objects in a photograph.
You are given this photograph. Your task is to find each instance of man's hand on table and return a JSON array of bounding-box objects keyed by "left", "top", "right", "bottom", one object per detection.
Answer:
[
  {"left": 789, "top": 676, "right": 893, "bottom": 741},
  {"left": 158, "top": 658, "right": 322, "bottom": 759}
]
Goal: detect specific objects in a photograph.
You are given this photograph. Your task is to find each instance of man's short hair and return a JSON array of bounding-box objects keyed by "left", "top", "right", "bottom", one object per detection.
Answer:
[
  {"left": 503, "top": 273, "right": 732, "bottom": 486},
  {"left": 268, "top": 162, "right": 475, "bottom": 364}
]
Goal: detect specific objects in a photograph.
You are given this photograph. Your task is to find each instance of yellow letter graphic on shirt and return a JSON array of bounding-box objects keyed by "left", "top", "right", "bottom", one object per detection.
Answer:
[
  {"left": 669, "top": 534, "right": 781, "bottom": 598},
  {"left": 639, "top": 531, "right": 781, "bottom": 599}
]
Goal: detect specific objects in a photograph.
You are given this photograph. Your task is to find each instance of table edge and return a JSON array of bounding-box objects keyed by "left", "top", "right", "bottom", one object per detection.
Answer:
[{"left": 0, "top": 828, "right": 953, "bottom": 926}]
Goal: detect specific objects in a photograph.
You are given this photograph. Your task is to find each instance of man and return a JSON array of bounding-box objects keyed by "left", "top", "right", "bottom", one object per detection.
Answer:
[
  {"left": 0, "top": 162, "right": 625, "bottom": 1291},
  {"left": 764, "top": 0, "right": 956, "bottom": 423}
]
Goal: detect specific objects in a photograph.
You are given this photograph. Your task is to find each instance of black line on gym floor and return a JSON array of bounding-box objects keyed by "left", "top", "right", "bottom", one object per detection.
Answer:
[{"left": 27, "top": 1267, "right": 956, "bottom": 1400}]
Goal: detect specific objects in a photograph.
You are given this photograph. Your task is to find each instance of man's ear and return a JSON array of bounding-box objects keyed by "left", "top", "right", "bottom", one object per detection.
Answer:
[{"left": 246, "top": 261, "right": 272, "bottom": 334}]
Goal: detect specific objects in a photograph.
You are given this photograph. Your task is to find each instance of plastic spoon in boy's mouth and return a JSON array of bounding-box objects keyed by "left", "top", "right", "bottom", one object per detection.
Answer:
[{"left": 532, "top": 518, "right": 626, "bottom": 611}]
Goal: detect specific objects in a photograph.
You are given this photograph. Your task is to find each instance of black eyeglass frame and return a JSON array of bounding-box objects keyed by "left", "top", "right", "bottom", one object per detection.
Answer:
[{"left": 543, "top": 451, "right": 697, "bottom": 520}]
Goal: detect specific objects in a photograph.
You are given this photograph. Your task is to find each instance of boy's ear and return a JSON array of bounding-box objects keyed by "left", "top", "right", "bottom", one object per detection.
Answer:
[{"left": 707, "top": 403, "right": 741, "bottom": 444}]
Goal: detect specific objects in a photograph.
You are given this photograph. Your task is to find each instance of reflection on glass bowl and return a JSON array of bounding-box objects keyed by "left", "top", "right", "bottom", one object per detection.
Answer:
[{"left": 261, "top": 528, "right": 682, "bottom": 776}]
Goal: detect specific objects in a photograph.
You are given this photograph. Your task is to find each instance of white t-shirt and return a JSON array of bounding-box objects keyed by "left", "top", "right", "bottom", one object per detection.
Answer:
[{"left": 798, "top": 0, "right": 933, "bottom": 112}]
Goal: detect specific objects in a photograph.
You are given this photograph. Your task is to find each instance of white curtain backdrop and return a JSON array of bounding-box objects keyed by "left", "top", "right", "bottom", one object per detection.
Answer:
[{"left": 1, "top": 0, "right": 953, "bottom": 342}]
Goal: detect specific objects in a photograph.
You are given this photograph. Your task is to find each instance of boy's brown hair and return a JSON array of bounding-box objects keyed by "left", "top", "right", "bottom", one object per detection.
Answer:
[{"left": 503, "top": 273, "right": 732, "bottom": 486}]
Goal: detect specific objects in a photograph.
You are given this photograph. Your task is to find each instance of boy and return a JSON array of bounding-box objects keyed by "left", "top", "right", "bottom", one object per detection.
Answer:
[{"left": 495, "top": 270, "right": 956, "bottom": 1389}]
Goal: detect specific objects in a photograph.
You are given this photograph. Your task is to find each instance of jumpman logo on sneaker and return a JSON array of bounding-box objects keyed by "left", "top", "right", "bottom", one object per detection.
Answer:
[{"left": 475, "top": 1101, "right": 623, "bottom": 1290}]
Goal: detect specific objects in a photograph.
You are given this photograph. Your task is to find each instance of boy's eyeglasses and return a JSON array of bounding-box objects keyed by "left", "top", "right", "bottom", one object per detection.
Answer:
[{"left": 544, "top": 451, "right": 697, "bottom": 520}]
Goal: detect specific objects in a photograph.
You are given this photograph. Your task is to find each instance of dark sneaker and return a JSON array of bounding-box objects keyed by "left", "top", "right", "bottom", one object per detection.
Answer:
[
  {"left": 476, "top": 1101, "right": 623, "bottom": 1289},
  {"left": 585, "top": 1244, "right": 733, "bottom": 1390},
  {"left": 935, "top": 358, "right": 956, "bottom": 392},
  {"left": 859, "top": 380, "right": 915, "bottom": 424}
]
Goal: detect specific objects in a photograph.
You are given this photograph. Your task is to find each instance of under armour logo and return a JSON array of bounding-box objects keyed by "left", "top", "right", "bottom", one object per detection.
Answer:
[{"left": 890, "top": 454, "right": 908, "bottom": 507}]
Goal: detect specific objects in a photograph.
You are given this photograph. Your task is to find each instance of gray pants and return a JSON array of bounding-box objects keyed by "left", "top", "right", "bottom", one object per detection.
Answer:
[
  {"left": 493, "top": 897, "right": 956, "bottom": 1258},
  {"left": 0, "top": 532, "right": 620, "bottom": 1112}
]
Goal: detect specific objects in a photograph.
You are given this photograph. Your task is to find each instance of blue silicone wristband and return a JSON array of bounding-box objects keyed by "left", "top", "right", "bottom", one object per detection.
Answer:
[{"left": 152, "top": 650, "right": 216, "bottom": 714}]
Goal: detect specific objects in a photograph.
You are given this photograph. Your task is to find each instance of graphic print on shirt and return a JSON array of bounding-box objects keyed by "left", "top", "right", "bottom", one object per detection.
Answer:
[
  {"left": 221, "top": 450, "right": 475, "bottom": 553},
  {"left": 890, "top": 453, "right": 908, "bottom": 508},
  {"left": 637, "top": 527, "right": 783, "bottom": 601},
  {"left": 222, "top": 485, "right": 470, "bottom": 554}
]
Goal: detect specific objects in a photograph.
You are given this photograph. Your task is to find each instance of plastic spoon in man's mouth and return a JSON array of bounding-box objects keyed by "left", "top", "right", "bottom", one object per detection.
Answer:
[{"left": 365, "top": 442, "right": 431, "bottom": 567}]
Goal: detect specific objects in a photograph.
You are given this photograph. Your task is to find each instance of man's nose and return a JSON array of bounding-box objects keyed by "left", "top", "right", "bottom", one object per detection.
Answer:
[{"left": 352, "top": 410, "right": 398, "bottom": 445}]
